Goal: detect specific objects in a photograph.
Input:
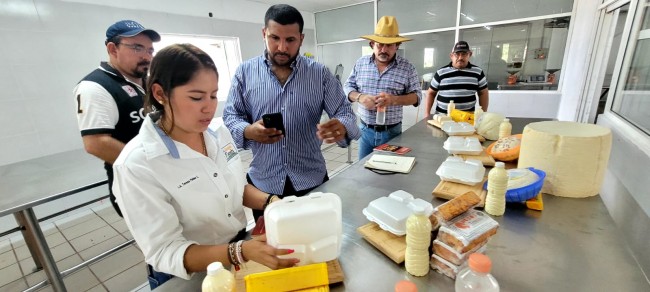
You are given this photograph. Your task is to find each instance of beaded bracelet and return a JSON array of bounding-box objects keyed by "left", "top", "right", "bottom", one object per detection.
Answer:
[{"left": 235, "top": 240, "right": 246, "bottom": 267}]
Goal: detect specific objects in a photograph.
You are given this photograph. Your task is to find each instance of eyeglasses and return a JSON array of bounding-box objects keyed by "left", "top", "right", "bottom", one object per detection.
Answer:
[
  {"left": 452, "top": 51, "right": 470, "bottom": 57},
  {"left": 119, "top": 43, "right": 154, "bottom": 56}
]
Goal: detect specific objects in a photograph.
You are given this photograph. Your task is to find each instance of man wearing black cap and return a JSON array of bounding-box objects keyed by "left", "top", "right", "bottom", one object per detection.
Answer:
[
  {"left": 425, "top": 41, "right": 489, "bottom": 115},
  {"left": 74, "top": 20, "right": 160, "bottom": 217}
]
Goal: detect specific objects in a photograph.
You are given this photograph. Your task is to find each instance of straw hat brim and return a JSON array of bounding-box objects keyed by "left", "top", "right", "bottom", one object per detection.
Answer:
[{"left": 361, "top": 34, "right": 412, "bottom": 44}]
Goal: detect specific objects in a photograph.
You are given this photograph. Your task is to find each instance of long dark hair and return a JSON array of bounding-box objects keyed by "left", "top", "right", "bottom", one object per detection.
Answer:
[{"left": 144, "top": 43, "right": 218, "bottom": 131}]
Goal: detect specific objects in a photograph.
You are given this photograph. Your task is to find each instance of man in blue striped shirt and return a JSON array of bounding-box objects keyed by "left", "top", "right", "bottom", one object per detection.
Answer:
[
  {"left": 425, "top": 41, "right": 490, "bottom": 115},
  {"left": 344, "top": 16, "right": 422, "bottom": 158},
  {"left": 223, "top": 4, "right": 359, "bottom": 217}
]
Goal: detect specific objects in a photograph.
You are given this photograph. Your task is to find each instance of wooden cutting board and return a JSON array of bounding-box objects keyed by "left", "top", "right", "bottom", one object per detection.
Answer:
[
  {"left": 357, "top": 222, "right": 406, "bottom": 264},
  {"left": 432, "top": 178, "right": 488, "bottom": 207},
  {"left": 232, "top": 259, "right": 344, "bottom": 292},
  {"left": 454, "top": 150, "right": 495, "bottom": 166}
]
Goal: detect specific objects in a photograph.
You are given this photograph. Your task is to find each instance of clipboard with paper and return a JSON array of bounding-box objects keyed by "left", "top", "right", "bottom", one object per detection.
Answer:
[{"left": 364, "top": 154, "right": 416, "bottom": 174}]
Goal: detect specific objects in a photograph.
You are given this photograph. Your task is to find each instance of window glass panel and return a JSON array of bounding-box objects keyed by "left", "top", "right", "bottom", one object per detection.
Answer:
[
  {"left": 378, "top": 0, "right": 457, "bottom": 32},
  {"left": 460, "top": 18, "right": 569, "bottom": 90},
  {"left": 460, "top": 0, "right": 573, "bottom": 25},
  {"left": 317, "top": 41, "right": 367, "bottom": 84},
  {"left": 612, "top": 2, "right": 650, "bottom": 134},
  {"left": 401, "top": 31, "right": 456, "bottom": 89},
  {"left": 315, "top": 3, "right": 374, "bottom": 43}
]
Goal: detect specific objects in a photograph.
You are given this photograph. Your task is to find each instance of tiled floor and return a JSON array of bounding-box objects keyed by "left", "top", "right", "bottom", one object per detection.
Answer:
[{"left": 0, "top": 141, "right": 360, "bottom": 292}]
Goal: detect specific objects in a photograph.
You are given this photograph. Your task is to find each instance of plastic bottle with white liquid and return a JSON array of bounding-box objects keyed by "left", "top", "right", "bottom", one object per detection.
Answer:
[
  {"left": 376, "top": 105, "right": 386, "bottom": 125},
  {"left": 202, "top": 262, "right": 235, "bottom": 292},
  {"left": 485, "top": 162, "right": 508, "bottom": 216},
  {"left": 473, "top": 105, "right": 483, "bottom": 127},
  {"left": 498, "top": 118, "right": 512, "bottom": 139},
  {"left": 448, "top": 100, "right": 456, "bottom": 114},
  {"left": 405, "top": 205, "right": 431, "bottom": 276}
]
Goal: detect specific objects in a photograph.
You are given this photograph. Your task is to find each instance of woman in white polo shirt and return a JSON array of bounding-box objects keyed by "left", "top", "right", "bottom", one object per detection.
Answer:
[{"left": 112, "top": 44, "right": 298, "bottom": 289}]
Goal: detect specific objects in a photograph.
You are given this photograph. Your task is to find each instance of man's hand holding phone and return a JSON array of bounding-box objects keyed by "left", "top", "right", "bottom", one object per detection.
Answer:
[{"left": 244, "top": 119, "right": 284, "bottom": 144}]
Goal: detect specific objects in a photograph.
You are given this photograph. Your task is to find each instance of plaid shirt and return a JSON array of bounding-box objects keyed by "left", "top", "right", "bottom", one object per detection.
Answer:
[{"left": 344, "top": 54, "right": 422, "bottom": 125}]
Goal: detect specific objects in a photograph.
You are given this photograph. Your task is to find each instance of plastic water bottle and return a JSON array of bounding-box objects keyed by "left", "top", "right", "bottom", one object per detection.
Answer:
[
  {"left": 202, "top": 262, "right": 235, "bottom": 292},
  {"left": 485, "top": 162, "right": 508, "bottom": 216},
  {"left": 498, "top": 118, "right": 512, "bottom": 139},
  {"left": 395, "top": 280, "right": 418, "bottom": 292},
  {"left": 473, "top": 105, "right": 483, "bottom": 127},
  {"left": 376, "top": 105, "right": 386, "bottom": 125},
  {"left": 455, "top": 253, "right": 500, "bottom": 292},
  {"left": 405, "top": 205, "right": 431, "bottom": 276},
  {"left": 448, "top": 100, "right": 456, "bottom": 114}
]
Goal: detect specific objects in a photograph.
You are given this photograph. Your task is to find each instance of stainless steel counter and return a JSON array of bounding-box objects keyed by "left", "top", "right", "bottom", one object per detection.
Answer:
[
  {"left": 0, "top": 149, "right": 107, "bottom": 291},
  {"left": 158, "top": 119, "right": 650, "bottom": 291}
]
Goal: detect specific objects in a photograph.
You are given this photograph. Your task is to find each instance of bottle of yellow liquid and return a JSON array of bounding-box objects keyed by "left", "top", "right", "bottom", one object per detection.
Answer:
[
  {"left": 405, "top": 205, "right": 431, "bottom": 276},
  {"left": 202, "top": 262, "right": 235, "bottom": 292},
  {"left": 447, "top": 100, "right": 456, "bottom": 114},
  {"left": 498, "top": 118, "right": 512, "bottom": 139},
  {"left": 473, "top": 105, "right": 483, "bottom": 126},
  {"left": 485, "top": 162, "right": 508, "bottom": 216}
]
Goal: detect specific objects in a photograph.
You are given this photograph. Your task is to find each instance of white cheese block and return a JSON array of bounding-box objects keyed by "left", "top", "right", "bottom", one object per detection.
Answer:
[
  {"left": 475, "top": 112, "right": 505, "bottom": 140},
  {"left": 517, "top": 121, "right": 612, "bottom": 198}
]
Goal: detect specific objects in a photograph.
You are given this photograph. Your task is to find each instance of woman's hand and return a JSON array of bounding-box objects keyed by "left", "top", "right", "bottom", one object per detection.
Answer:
[{"left": 241, "top": 235, "right": 299, "bottom": 269}]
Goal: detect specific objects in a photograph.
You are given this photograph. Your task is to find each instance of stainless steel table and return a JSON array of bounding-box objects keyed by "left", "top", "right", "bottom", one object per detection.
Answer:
[
  {"left": 0, "top": 149, "right": 107, "bottom": 292},
  {"left": 158, "top": 118, "right": 650, "bottom": 291}
]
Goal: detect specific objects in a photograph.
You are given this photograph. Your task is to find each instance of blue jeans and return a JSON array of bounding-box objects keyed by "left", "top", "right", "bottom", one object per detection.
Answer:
[
  {"left": 358, "top": 122, "right": 403, "bottom": 158},
  {"left": 148, "top": 264, "right": 174, "bottom": 290}
]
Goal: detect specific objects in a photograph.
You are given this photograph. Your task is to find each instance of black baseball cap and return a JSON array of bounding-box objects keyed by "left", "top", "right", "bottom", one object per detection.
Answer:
[
  {"left": 452, "top": 41, "right": 470, "bottom": 53},
  {"left": 105, "top": 20, "right": 161, "bottom": 43}
]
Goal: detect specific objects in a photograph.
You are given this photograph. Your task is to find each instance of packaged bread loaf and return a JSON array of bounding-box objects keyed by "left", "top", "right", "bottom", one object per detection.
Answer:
[
  {"left": 432, "top": 239, "right": 487, "bottom": 266},
  {"left": 431, "top": 191, "right": 481, "bottom": 224},
  {"left": 437, "top": 210, "right": 498, "bottom": 253},
  {"left": 430, "top": 253, "right": 464, "bottom": 279}
]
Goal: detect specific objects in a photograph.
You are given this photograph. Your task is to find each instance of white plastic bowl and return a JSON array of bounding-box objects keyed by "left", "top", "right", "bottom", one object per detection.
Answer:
[
  {"left": 436, "top": 157, "right": 486, "bottom": 186},
  {"left": 362, "top": 190, "right": 433, "bottom": 236},
  {"left": 442, "top": 122, "right": 475, "bottom": 136},
  {"left": 443, "top": 136, "right": 483, "bottom": 155}
]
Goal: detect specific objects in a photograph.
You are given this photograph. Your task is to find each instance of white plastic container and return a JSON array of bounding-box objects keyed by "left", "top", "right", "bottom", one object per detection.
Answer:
[
  {"left": 442, "top": 122, "right": 476, "bottom": 136},
  {"left": 264, "top": 192, "right": 342, "bottom": 265},
  {"left": 363, "top": 190, "right": 433, "bottom": 236},
  {"left": 202, "top": 262, "right": 235, "bottom": 292},
  {"left": 405, "top": 204, "right": 431, "bottom": 277},
  {"left": 455, "top": 253, "right": 500, "bottom": 292},
  {"left": 443, "top": 136, "right": 483, "bottom": 155},
  {"left": 436, "top": 157, "right": 486, "bottom": 186}
]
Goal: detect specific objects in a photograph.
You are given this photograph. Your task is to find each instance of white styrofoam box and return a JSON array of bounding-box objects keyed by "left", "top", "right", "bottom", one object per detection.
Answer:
[
  {"left": 436, "top": 157, "right": 486, "bottom": 186},
  {"left": 442, "top": 122, "right": 475, "bottom": 136},
  {"left": 264, "top": 192, "right": 342, "bottom": 265},
  {"left": 362, "top": 190, "right": 433, "bottom": 236},
  {"left": 443, "top": 136, "right": 483, "bottom": 155}
]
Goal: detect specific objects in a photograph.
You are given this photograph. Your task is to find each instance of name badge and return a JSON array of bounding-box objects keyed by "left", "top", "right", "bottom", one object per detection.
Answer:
[
  {"left": 122, "top": 85, "right": 138, "bottom": 97},
  {"left": 221, "top": 143, "right": 238, "bottom": 162}
]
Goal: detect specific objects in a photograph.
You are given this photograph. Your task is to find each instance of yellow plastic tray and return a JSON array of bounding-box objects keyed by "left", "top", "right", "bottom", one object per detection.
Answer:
[{"left": 245, "top": 262, "right": 329, "bottom": 292}]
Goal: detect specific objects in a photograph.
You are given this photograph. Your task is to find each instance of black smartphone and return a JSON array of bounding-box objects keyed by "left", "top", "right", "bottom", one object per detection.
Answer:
[{"left": 262, "top": 112, "right": 285, "bottom": 137}]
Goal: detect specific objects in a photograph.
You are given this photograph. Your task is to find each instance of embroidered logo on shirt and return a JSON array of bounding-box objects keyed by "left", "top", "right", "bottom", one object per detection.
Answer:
[
  {"left": 222, "top": 143, "right": 238, "bottom": 162},
  {"left": 177, "top": 175, "right": 199, "bottom": 189},
  {"left": 122, "top": 85, "right": 138, "bottom": 97}
]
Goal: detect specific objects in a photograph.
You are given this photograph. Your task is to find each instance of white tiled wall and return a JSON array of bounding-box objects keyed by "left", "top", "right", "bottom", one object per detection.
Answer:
[{"left": 0, "top": 0, "right": 316, "bottom": 166}]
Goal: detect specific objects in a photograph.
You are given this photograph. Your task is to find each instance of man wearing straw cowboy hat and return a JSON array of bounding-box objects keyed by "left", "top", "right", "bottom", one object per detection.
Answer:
[{"left": 344, "top": 16, "right": 422, "bottom": 158}]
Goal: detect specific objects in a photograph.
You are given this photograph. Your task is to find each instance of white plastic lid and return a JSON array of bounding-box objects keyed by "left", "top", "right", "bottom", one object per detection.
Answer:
[
  {"left": 495, "top": 162, "right": 505, "bottom": 168},
  {"left": 206, "top": 262, "right": 225, "bottom": 276}
]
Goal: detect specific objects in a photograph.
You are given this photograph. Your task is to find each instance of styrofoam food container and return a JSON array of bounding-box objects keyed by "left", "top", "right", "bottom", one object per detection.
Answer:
[
  {"left": 443, "top": 136, "right": 483, "bottom": 155},
  {"left": 264, "top": 192, "right": 342, "bottom": 265},
  {"left": 362, "top": 190, "right": 433, "bottom": 236},
  {"left": 442, "top": 122, "right": 475, "bottom": 136},
  {"left": 436, "top": 157, "right": 485, "bottom": 186}
]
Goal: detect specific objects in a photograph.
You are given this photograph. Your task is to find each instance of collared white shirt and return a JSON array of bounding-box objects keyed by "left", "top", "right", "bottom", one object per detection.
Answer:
[{"left": 112, "top": 114, "right": 247, "bottom": 279}]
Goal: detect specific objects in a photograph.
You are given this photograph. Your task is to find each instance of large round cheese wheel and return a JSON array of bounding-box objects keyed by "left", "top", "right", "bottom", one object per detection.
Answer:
[{"left": 517, "top": 121, "right": 612, "bottom": 198}]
